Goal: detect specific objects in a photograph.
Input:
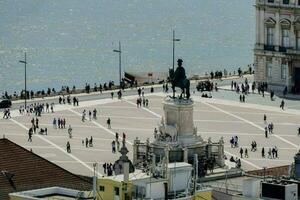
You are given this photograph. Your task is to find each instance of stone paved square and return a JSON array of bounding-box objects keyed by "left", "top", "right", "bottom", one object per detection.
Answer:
[{"left": 1, "top": 92, "right": 300, "bottom": 177}]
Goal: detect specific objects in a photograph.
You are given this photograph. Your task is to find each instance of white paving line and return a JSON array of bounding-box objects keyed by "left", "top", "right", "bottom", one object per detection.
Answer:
[
  {"left": 19, "top": 122, "right": 99, "bottom": 129},
  {"left": 51, "top": 160, "right": 105, "bottom": 164},
  {"left": 199, "top": 101, "right": 300, "bottom": 149},
  {"left": 191, "top": 95, "right": 300, "bottom": 116},
  {"left": 112, "top": 127, "right": 153, "bottom": 131},
  {"left": 200, "top": 131, "right": 300, "bottom": 138},
  {"left": 224, "top": 145, "right": 296, "bottom": 150},
  {"left": 68, "top": 109, "right": 133, "bottom": 146},
  {"left": 194, "top": 119, "right": 300, "bottom": 126},
  {"left": 23, "top": 145, "right": 111, "bottom": 152},
  {"left": 199, "top": 131, "right": 262, "bottom": 136},
  {"left": 98, "top": 115, "right": 158, "bottom": 120},
  {"left": 2, "top": 133, "right": 115, "bottom": 140},
  {"left": 9, "top": 118, "right": 102, "bottom": 177},
  {"left": 194, "top": 109, "right": 296, "bottom": 117},
  {"left": 123, "top": 99, "right": 262, "bottom": 170}
]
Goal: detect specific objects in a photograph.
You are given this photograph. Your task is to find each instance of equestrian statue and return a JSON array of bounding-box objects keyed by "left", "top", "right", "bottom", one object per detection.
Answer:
[{"left": 169, "top": 59, "right": 190, "bottom": 99}]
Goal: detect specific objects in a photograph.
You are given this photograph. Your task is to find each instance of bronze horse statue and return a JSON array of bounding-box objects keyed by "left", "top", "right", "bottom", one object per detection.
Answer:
[{"left": 169, "top": 59, "right": 190, "bottom": 99}]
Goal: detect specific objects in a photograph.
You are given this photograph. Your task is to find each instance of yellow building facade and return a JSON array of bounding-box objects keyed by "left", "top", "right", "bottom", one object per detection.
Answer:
[{"left": 97, "top": 178, "right": 133, "bottom": 200}]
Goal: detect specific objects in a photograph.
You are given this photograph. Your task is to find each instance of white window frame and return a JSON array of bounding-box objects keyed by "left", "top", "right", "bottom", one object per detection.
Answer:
[
  {"left": 297, "top": 30, "right": 300, "bottom": 50},
  {"left": 281, "top": 63, "right": 287, "bottom": 79},
  {"left": 282, "top": 29, "right": 290, "bottom": 48},
  {"left": 266, "top": 61, "right": 272, "bottom": 78},
  {"left": 267, "top": 27, "right": 274, "bottom": 46}
]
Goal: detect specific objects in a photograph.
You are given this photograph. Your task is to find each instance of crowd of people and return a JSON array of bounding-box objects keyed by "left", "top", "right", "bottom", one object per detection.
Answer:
[
  {"left": 81, "top": 109, "right": 98, "bottom": 122},
  {"left": 18, "top": 102, "right": 54, "bottom": 116},
  {"left": 3, "top": 71, "right": 300, "bottom": 177},
  {"left": 228, "top": 113, "right": 281, "bottom": 167},
  {"left": 1, "top": 79, "right": 128, "bottom": 101}
]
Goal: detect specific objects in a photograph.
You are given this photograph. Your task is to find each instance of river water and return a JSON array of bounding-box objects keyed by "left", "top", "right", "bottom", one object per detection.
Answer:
[{"left": 0, "top": 0, "right": 255, "bottom": 93}]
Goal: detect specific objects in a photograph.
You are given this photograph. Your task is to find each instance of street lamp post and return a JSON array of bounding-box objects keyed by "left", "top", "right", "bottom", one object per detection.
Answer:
[
  {"left": 113, "top": 41, "right": 122, "bottom": 87},
  {"left": 172, "top": 30, "right": 180, "bottom": 71},
  {"left": 19, "top": 52, "right": 27, "bottom": 109}
]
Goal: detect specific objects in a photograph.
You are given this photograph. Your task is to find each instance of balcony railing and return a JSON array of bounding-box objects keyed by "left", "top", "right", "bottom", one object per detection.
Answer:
[
  {"left": 256, "top": 0, "right": 300, "bottom": 8},
  {"left": 279, "top": 46, "right": 288, "bottom": 52},
  {"left": 264, "top": 45, "right": 275, "bottom": 51}
]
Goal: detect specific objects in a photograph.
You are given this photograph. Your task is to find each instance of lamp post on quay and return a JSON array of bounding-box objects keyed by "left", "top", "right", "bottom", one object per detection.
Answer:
[
  {"left": 113, "top": 41, "right": 122, "bottom": 87},
  {"left": 172, "top": 30, "right": 180, "bottom": 71},
  {"left": 19, "top": 52, "right": 27, "bottom": 109}
]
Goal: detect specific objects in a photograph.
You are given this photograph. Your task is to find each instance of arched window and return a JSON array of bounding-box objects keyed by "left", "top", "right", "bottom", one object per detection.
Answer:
[
  {"left": 265, "top": 18, "right": 276, "bottom": 46},
  {"left": 280, "top": 19, "right": 291, "bottom": 48},
  {"left": 294, "top": 17, "right": 300, "bottom": 49}
]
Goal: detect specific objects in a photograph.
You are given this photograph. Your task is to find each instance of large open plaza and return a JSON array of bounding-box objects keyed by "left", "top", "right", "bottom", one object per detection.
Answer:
[{"left": 1, "top": 89, "right": 300, "bottom": 177}]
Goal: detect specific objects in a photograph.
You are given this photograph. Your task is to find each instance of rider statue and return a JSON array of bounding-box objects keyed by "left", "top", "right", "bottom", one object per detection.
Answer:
[{"left": 169, "top": 59, "right": 190, "bottom": 99}]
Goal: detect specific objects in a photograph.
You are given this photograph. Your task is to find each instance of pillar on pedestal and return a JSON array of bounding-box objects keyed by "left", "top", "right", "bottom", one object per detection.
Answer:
[{"left": 163, "top": 98, "right": 194, "bottom": 137}]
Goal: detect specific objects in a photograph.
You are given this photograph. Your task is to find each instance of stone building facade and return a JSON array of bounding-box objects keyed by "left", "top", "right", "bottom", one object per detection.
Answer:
[{"left": 254, "top": 0, "right": 300, "bottom": 93}]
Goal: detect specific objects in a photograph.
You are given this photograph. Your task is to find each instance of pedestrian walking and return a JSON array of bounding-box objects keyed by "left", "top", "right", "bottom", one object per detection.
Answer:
[
  {"left": 268, "top": 148, "right": 272, "bottom": 159},
  {"left": 240, "top": 147, "right": 243, "bottom": 158},
  {"left": 107, "top": 118, "right": 111, "bottom": 129},
  {"left": 89, "top": 136, "right": 93, "bottom": 147},
  {"left": 28, "top": 128, "right": 33, "bottom": 142},
  {"left": 50, "top": 103, "right": 54, "bottom": 113},
  {"left": 112, "top": 140, "right": 116, "bottom": 153},
  {"left": 93, "top": 109, "right": 97, "bottom": 119},
  {"left": 274, "top": 146, "right": 278, "bottom": 158},
  {"left": 63, "top": 118, "right": 66, "bottom": 129},
  {"left": 272, "top": 147, "right": 275, "bottom": 158},
  {"left": 262, "top": 147, "right": 265, "bottom": 158},
  {"left": 53, "top": 118, "right": 57, "bottom": 128},
  {"left": 265, "top": 126, "right": 268, "bottom": 138},
  {"left": 115, "top": 132, "right": 119, "bottom": 141},
  {"left": 66, "top": 141, "right": 71, "bottom": 153},
  {"left": 82, "top": 110, "right": 86, "bottom": 122},
  {"left": 86, "top": 138, "right": 89, "bottom": 148},
  {"left": 280, "top": 100, "right": 285, "bottom": 110},
  {"left": 58, "top": 118, "right": 61, "bottom": 128},
  {"left": 89, "top": 110, "right": 92, "bottom": 121}
]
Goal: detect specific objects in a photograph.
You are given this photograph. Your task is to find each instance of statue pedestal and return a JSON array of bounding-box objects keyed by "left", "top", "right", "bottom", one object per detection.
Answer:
[{"left": 163, "top": 97, "right": 194, "bottom": 137}]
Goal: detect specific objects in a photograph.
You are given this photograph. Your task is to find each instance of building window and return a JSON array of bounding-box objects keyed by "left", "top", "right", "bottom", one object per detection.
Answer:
[
  {"left": 268, "top": 0, "right": 274, "bottom": 2},
  {"left": 283, "top": 0, "right": 289, "bottom": 4},
  {"left": 266, "top": 61, "right": 272, "bottom": 78},
  {"left": 297, "top": 31, "right": 300, "bottom": 50},
  {"left": 267, "top": 27, "right": 274, "bottom": 46},
  {"left": 299, "top": 0, "right": 300, "bottom": 5},
  {"left": 114, "top": 187, "right": 120, "bottom": 196},
  {"left": 282, "top": 29, "right": 290, "bottom": 47},
  {"left": 281, "top": 63, "right": 287, "bottom": 79},
  {"left": 99, "top": 186, "right": 105, "bottom": 191}
]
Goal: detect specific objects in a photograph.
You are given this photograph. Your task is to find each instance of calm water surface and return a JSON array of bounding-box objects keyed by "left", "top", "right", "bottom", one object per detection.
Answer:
[{"left": 0, "top": 0, "right": 255, "bottom": 93}]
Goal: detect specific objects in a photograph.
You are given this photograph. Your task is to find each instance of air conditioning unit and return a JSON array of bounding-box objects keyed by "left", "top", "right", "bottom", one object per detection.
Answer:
[{"left": 261, "top": 181, "right": 297, "bottom": 200}]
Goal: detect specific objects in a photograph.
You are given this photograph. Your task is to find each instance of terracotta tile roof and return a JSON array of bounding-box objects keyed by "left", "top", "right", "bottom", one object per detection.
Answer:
[{"left": 0, "top": 138, "right": 92, "bottom": 200}]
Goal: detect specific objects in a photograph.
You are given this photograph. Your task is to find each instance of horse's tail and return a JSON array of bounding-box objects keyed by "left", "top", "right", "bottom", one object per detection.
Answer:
[{"left": 186, "top": 80, "right": 191, "bottom": 99}]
